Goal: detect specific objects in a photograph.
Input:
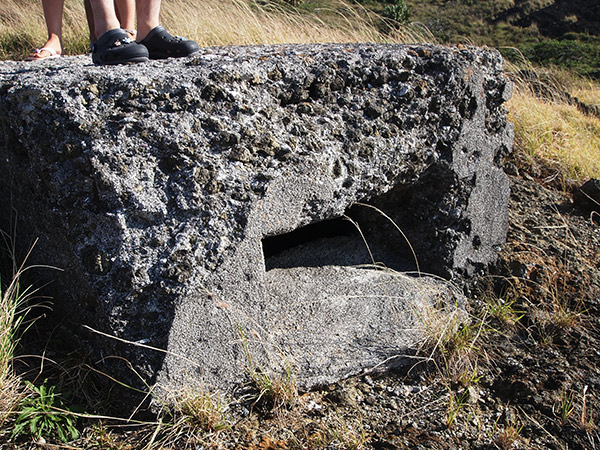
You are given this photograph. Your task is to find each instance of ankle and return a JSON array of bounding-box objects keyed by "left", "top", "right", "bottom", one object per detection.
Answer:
[
  {"left": 44, "top": 35, "right": 63, "bottom": 53},
  {"left": 94, "top": 19, "right": 122, "bottom": 41},
  {"left": 136, "top": 23, "right": 159, "bottom": 42}
]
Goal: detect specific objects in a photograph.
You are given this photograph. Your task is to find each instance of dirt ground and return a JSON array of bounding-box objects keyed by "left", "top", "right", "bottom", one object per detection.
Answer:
[{"left": 200, "top": 160, "right": 600, "bottom": 450}]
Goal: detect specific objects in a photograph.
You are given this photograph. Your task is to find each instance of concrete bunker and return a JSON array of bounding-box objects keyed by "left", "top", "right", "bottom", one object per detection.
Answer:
[{"left": 0, "top": 42, "right": 513, "bottom": 403}]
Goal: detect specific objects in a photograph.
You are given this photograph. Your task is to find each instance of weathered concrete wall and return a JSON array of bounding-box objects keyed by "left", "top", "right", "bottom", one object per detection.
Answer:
[{"left": 0, "top": 43, "right": 512, "bottom": 400}]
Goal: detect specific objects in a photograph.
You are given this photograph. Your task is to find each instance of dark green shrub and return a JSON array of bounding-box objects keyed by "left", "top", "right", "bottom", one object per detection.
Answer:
[
  {"left": 382, "top": 0, "right": 410, "bottom": 25},
  {"left": 520, "top": 39, "right": 600, "bottom": 79}
]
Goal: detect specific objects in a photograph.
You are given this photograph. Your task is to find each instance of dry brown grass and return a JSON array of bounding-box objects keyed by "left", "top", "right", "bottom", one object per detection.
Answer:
[
  {"left": 161, "top": 0, "right": 384, "bottom": 46},
  {"left": 508, "top": 90, "right": 600, "bottom": 181},
  {"left": 507, "top": 71, "right": 600, "bottom": 182},
  {"left": 0, "top": 0, "right": 89, "bottom": 58},
  {"left": 0, "top": 0, "right": 435, "bottom": 60},
  {"left": 0, "top": 372, "right": 24, "bottom": 436}
]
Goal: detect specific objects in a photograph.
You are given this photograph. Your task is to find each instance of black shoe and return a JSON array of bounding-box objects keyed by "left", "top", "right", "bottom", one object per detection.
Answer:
[
  {"left": 139, "top": 26, "right": 200, "bottom": 59},
  {"left": 92, "top": 28, "right": 149, "bottom": 65}
]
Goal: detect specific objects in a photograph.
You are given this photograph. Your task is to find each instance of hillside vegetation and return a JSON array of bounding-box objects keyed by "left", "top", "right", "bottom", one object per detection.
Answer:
[{"left": 356, "top": 0, "right": 600, "bottom": 78}]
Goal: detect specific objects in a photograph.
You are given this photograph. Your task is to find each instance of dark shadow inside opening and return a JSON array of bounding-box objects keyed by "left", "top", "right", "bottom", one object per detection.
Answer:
[{"left": 262, "top": 202, "right": 419, "bottom": 273}]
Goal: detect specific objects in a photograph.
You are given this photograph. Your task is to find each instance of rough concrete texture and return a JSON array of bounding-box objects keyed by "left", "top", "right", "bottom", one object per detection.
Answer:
[{"left": 0, "top": 43, "right": 512, "bottom": 399}]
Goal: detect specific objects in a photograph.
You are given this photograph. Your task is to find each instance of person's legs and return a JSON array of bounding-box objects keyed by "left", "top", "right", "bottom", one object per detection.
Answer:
[
  {"left": 115, "top": 0, "right": 137, "bottom": 39},
  {"left": 135, "top": 0, "right": 160, "bottom": 42},
  {"left": 88, "top": 0, "right": 148, "bottom": 64},
  {"left": 85, "top": 0, "right": 134, "bottom": 44},
  {"left": 88, "top": 0, "right": 121, "bottom": 40},
  {"left": 83, "top": 0, "right": 96, "bottom": 44},
  {"left": 28, "top": 0, "right": 64, "bottom": 59},
  {"left": 89, "top": 0, "right": 198, "bottom": 63}
]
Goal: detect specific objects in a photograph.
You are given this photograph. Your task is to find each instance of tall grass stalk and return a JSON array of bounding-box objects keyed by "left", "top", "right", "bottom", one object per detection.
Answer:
[{"left": 0, "top": 234, "right": 39, "bottom": 432}]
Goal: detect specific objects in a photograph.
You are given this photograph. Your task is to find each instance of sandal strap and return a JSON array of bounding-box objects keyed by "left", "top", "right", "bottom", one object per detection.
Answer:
[{"left": 33, "top": 47, "right": 58, "bottom": 56}]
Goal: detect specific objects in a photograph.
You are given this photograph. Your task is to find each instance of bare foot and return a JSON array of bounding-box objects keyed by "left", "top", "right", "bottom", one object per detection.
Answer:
[{"left": 26, "top": 37, "right": 62, "bottom": 61}]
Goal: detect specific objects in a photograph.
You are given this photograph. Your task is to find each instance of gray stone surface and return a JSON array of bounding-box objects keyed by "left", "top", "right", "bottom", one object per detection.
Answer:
[{"left": 0, "top": 43, "right": 512, "bottom": 399}]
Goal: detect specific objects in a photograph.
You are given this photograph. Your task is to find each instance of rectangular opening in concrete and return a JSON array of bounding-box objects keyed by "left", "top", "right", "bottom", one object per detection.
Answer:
[{"left": 262, "top": 203, "right": 418, "bottom": 273}]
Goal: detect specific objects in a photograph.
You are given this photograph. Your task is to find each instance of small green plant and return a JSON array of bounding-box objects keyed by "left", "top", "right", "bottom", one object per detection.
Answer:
[
  {"left": 12, "top": 379, "right": 79, "bottom": 443},
  {"left": 554, "top": 389, "right": 575, "bottom": 427},
  {"left": 486, "top": 296, "right": 524, "bottom": 326},
  {"left": 446, "top": 388, "right": 469, "bottom": 428},
  {"left": 457, "top": 365, "right": 483, "bottom": 387},
  {"left": 382, "top": 0, "right": 410, "bottom": 25}
]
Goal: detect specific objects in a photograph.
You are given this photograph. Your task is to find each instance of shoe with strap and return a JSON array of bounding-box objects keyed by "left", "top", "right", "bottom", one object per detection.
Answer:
[
  {"left": 92, "top": 28, "right": 149, "bottom": 65},
  {"left": 139, "top": 26, "right": 200, "bottom": 60}
]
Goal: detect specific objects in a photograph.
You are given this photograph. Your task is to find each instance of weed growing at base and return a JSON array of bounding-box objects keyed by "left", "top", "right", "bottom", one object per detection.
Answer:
[
  {"left": 239, "top": 327, "right": 298, "bottom": 411},
  {"left": 0, "top": 230, "right": 43, "bottom": 438},
  {"left": 12, "top": 379, "right": 79, "bottom": 443}
]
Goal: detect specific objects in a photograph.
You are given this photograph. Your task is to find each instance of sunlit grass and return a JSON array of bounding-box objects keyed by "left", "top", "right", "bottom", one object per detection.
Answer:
[
  {"left": 161, "top": 0, "right": 383, "bottom": 46},
  {"left": 507, "top": 81, "right": 600, "bottom": 181},
  {"left": 0, "top": 0, "right": 436, "bottom": 60},
  {"left": 0, "top": 0, "right": 89, "bottom": 59},
  {"left": 571, "top": 82, "right": 600, "bottom": 106}
]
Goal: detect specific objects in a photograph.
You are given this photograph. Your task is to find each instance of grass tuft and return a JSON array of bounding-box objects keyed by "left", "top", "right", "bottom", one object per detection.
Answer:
[
  {"left": 485, "top": 294, "right": 524, "bottom": 327},
  {"left": 494, "top": 416, "right": 523, "bottom": 450},
  {"left": 416, "top": 304, "right": 486, "bottom": 384},
  {"left": 328, "top": 412, "right": 369, "bottom": 450},
  {"left": 0, "top": 230, "right": 44, "bottom": 438},
  {"left": 238, "top": 327, "right": 298, "bottom": 411},
  {"left": 174, "top": 386, "right": 230, "bottom": 434}
]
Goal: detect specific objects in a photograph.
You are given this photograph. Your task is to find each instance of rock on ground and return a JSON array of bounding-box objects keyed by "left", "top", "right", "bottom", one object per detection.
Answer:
[{"left": 0, "top": 43, "right": 512, "bottom": 402}]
